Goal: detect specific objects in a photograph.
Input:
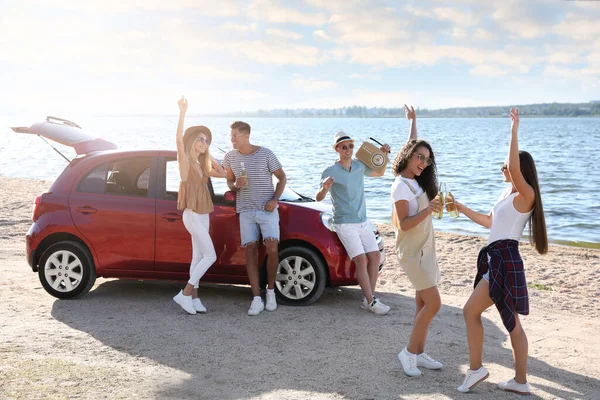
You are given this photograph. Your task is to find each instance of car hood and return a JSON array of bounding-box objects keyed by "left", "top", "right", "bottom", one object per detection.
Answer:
[
  {"left": 12, "top": 116, "right": 117, "bottom": 155},
  {"left": 286, "top": 199, "right": 333, "bottom": 214}
]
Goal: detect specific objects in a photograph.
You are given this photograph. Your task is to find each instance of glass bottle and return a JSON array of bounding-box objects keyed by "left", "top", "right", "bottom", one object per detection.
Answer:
[
  {"left": 239, "top": 162, "right": 248, "bottom": 188},
  {"left": 432, "top": 183, "right": 445, "bottom": 220},
  {"left": 445, "top": 186, "right": 459, "bottom": 219}
]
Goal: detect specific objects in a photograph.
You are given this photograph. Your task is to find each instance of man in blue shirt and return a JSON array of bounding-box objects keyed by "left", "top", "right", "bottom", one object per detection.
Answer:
[{"left": 316, "top": 131, "right": 391, "bottom": 315}]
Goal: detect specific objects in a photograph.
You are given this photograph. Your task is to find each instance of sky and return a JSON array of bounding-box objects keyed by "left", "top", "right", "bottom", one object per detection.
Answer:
[{"left": 1, "top": 0, "right": 599, "bottom": 115}]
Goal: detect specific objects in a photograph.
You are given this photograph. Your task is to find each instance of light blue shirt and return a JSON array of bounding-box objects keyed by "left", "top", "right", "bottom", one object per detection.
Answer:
[{"left": 321, "top": 159, "right": 372, "bottom": 224}]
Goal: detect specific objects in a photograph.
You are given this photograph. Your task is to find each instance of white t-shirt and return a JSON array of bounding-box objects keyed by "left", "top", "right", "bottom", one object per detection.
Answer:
[{"left": 391, "top": 177, "right": 424, "bottom": 217}]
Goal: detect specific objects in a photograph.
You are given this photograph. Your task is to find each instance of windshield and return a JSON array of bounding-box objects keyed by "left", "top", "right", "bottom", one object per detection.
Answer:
[{"left": 210, "top": 175, "right": 312, "bottom": 202}]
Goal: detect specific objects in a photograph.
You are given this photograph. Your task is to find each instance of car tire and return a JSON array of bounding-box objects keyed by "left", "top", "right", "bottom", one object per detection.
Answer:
[
  {"left": 38, "top": 241, "right": 96, "bottom": 299},
  {"left": 275, "top": 246, "right": 327, "bottom": 306}
]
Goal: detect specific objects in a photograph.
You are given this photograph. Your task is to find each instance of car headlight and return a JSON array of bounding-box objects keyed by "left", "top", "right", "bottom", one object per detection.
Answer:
[{"left": 320, "top": 212, "right": 334, "bottom": 231}]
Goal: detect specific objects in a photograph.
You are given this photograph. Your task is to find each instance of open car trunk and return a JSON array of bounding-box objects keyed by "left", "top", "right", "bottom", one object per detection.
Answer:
[{"left": 11, "top": 116, "right": 117, "bottom": 156}]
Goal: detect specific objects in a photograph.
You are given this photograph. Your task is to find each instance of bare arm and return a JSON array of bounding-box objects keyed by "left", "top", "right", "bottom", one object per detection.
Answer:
[
  {"left": 265, "top": 168, "right": 287, "bottom": 212},
  {"left": 405, "top": 104, "right": 417, "bottom": 142},
  {"left": 394, "top": 197, "right": 441, "bottom": 232},
  {"left": 316, "top": 176, "right": 333, "bottom": 202},
  {"left": 209, "top": 156, "right": 227, "bottom": 178},
  {"left": 507, "top": 108, "right": 535, "bottom": 212},
  {"left": 225, "top": 168, "right": 237, "bottom": 191},
  {"left": 176, "top": 97, "right": 189, "bottom": 181},
  {"left": 456, "top": 202, "right": 492, "bottom": 229}
]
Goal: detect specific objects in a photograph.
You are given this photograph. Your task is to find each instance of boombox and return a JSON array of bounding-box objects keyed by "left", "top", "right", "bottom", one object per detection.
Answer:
[{"left": 355, "top": 138, "right": 389, "bottom": 174}]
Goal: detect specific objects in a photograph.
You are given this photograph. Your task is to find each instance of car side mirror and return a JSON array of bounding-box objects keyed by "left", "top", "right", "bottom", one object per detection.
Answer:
[{"left": 224, "top": 190, "right": 236, "bottom": 202}]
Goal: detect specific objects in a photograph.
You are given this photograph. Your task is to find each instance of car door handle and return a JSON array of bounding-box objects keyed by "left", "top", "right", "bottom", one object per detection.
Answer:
[
  {"left": 161, "top": 212, "right": 182, "bottom": 222},
  {"left": 75, "top": 206, "right": 97, "bottom": 215}
]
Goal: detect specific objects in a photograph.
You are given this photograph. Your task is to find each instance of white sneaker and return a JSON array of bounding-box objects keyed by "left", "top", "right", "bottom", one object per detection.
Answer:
[
  {"left": 173, "top": 291, "right": 196, "bottom": 315},
  {"left": 498, "top": 378, "right": 531, "bottom": 395},
  {"left": 457, "top": 366, "right": 489, "bottom": 393},
  {"left": 193, "top": 298, "right": 207, "bottom": 313},
  {"left": 398, "top": 348, "right": 422, "bottom": 377},
  {"left": 369, "top": 299, "right": 390, "bottom": 315},
  {"left": 265, "top": 290, "right": 277, "bottom": 311},
  {"left": 248, "top": 297, "right": 265, "bottom": 316},
  {"left": 360, "top": 296, "right": 379, "bottom": 310},
  {"left": 360, "top": 297, "right": 369, "bottom": 310},
  {"left": 417, "top": 352, "right": 443, "bottom": 370}
]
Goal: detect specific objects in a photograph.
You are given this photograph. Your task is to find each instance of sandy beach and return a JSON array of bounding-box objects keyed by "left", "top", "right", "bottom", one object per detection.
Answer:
[{"left": 1, "top": 176, "right": 599, "bottom": 400}]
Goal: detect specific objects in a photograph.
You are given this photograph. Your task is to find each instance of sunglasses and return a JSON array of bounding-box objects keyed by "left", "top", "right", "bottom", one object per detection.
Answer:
[
  {"left": 339, "top": 144, "right": 354, "bottom": 150},
  {"left": 196, "top": 137, "right": 210, "bottom": 144},
  {"left": 413, "top": 152, "right": 432, "bottom": 166},
  {"left": 501, "top": 164, "right": 507, "bottom": 172}
]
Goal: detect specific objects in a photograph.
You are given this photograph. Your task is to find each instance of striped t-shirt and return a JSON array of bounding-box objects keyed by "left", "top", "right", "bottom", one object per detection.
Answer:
[{"left": 223, "top": 147, "right": 283, "bottom": 213}]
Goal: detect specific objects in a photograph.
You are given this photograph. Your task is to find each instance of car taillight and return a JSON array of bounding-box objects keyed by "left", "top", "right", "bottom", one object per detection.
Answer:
[{"left": 32, "top": 195, "right": 41, "bottom": 221}]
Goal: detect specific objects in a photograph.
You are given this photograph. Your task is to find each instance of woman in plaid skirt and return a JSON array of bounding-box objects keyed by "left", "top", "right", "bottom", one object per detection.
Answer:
[{"left": 454, "top": 108, "right": 548, "bottom": 395}]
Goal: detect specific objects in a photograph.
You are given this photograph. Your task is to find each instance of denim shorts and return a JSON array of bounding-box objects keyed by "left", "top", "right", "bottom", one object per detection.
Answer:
[
  {"left": 482, "top": 254, "right": 491, "bottom": 281},
  {"left": 239, "top": 209, "right": 280, "bottom": 246}
]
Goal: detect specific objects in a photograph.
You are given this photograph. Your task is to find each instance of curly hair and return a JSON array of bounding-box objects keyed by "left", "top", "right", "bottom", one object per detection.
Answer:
[{"left": 391, "top": 139, "right": 438, "bottom": 201}]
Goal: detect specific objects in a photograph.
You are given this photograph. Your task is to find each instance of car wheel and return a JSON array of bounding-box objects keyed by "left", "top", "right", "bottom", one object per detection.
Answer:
[
  {"left": 275, "top": 246, "right": 327, "bottom": 306},
  {"left": 38, "top": 241, "right": 96, "bottom": 299}
]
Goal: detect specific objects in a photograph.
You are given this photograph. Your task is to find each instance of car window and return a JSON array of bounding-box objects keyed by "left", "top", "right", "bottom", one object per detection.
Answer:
[
  {"left": 165, "top": 160, "right": 180, "bottom": 201},
  {"left": 78, "top": 157, "right": 152, "bottom": 197},
  {"left": 78, "top": 164, "right": 109, "bottom": 194}
]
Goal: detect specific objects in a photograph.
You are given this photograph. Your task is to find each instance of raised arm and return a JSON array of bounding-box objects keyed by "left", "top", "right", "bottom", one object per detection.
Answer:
[
  {"left": 176, "top": 97, "right": 189, "bottom": 181},
  {"left": 507, "top": 108, "right": 535, "bottom": 211},
  {"left": 405, "top": 104, "right": 417, "bottom": 142}
]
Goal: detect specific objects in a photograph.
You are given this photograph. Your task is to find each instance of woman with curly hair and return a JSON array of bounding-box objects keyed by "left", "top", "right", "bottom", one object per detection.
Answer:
[{"left": 391, "top": 105, "right": 443, "bottom": 377}]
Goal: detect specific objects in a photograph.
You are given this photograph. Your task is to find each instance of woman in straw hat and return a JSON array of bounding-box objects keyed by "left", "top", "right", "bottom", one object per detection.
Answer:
[{"left": 172, "top": 96, "right": 226, "bottom": 315}]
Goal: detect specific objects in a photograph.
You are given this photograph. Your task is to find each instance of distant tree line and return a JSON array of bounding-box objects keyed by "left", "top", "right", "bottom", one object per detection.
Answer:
[{"left": 207, "top": 101, "right": 600, "bottom": 118}]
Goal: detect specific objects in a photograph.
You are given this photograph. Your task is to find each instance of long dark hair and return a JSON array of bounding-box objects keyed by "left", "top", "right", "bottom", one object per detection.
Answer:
[
  {"left": 391, "top": 140, "right": 438, "bottom": 200},
  {"left": 519, "top": 150, "right": 548, "bottom": 254}
]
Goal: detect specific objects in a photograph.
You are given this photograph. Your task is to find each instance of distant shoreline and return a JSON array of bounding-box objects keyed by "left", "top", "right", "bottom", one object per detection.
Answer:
[{"left": 3, "top": 175, "right": 598, "bottom": 249}]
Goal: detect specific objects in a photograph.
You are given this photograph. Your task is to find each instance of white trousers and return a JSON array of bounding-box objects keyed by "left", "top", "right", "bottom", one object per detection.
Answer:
[{"left": 182, "top": 209, "right": 217, "bottom": 288}]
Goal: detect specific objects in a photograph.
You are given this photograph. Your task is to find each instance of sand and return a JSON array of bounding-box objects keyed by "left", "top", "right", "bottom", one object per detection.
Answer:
[{"left": 1, "top": 177, "right": 599, "bottom": 399}]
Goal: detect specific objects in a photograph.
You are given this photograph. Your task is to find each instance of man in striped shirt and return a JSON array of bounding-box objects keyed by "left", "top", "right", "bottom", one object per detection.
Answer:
[{"left": 223, "top": 121, "right": 287, "bottom": 316}]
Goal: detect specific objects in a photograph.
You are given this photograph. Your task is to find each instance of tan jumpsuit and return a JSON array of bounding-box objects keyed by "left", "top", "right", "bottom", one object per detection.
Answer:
[{"left": 392, "top": 181, "right": 440, "bottom": 291}]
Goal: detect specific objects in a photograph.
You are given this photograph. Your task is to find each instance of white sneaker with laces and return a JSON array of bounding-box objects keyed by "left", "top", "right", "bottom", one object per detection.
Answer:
[
  {"left": 173, "top": 291, "right": 196, "bottom": 315},
  {"left": 417, "top": 352, "right": 443, "bottom": 370},
  {"left": 248, "top": 297, "right": 265, "bottom": 316},
  {"left": 398, "top": 348, "right": 422, "bottom": 377},
  {"left": 369, "top": 299, "right": 391, "bottom": 315},
  {"left": 457, "top": 366, "right": 489, "bottom": 393},
  {"left": 265, "top": 290, "right": 277, "bottom": 311},
  {"left": 498, "top": 378, "right": 531, "bottom": 395},
  {"left": 193, "top": 298, "right": 207, "bottom": 313}
]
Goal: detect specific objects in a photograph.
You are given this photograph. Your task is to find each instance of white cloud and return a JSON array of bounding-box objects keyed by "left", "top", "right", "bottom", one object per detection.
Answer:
[
  {"left": 470, "top": 64, "right": 509, "bottom": 77},
  {"left": 474, "top": 28, "right": 492, "bottom": 41},
  {"left": 291, "top": 76, "right": 337, "bottom": 92},
  {"left": 312, "top": 30, "right": 331, "bottom": 42},
  {"left": 173, "top": 65, "right": 263, "bottom": 82},
  {"left": 220, "top": 23, "right": 257, "bottom": 33},
  {"left": 265, "top": 28, "right": 303, "bottom": 40},
  {"left": 248, "top": 0, "right": 327, "bottom": 26},
  {"left": 21, "top": 0, "right": 241, "bottom": 15},
  {"left": 348, "top": 73, "right": 380, "bottom": 80}
]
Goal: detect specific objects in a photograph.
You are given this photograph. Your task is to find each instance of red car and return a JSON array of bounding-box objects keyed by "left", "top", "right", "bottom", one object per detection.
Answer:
[{"left": 13, "top": 117, "right": 386, "bottom": 305}]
